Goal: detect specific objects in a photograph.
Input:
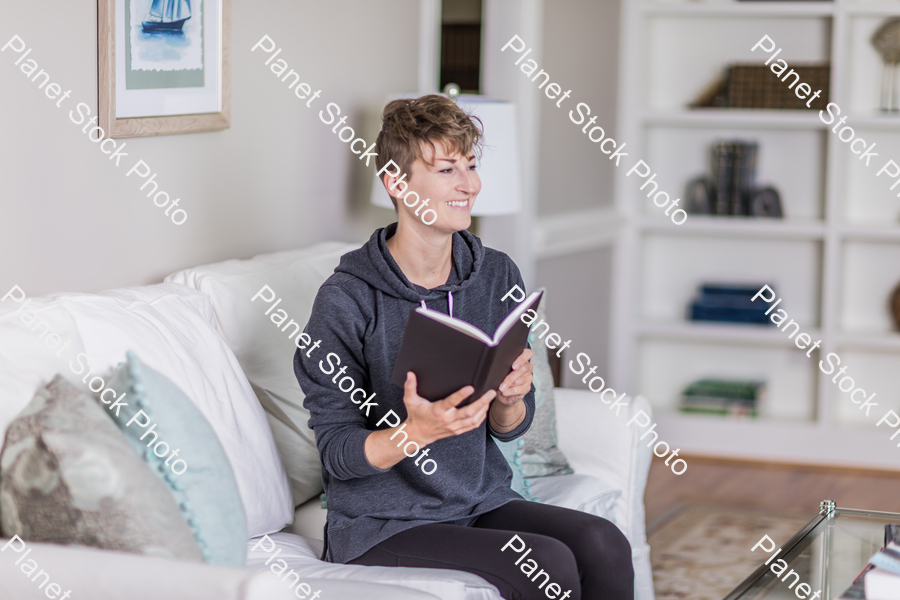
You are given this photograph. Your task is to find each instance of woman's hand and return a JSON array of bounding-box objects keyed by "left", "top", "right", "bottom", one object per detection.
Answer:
[
  {"left": 497, "top": 347, "right": 534, "bottom": 405},
  {"left": 488, "top": 347, "right": 533, "bottom": 434},
  {"left": 402, "top": 372, "right": 495, "bottom": 446},
  {"left": 364, "top": 373, "right": 493, "bottom": 470}
]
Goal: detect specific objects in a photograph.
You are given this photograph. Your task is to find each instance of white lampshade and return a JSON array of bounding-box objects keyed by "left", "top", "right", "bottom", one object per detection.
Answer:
[{"left": 369, "top": 94, "right": 522, "bottom": 216}]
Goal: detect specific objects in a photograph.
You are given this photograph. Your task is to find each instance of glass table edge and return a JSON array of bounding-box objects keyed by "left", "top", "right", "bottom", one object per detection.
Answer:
[
  {"left": 722, "top": 512, "right": 826, "bottom": 600},
  {"left": 722, "top": 505, "right": 900, "bottom": 600}
]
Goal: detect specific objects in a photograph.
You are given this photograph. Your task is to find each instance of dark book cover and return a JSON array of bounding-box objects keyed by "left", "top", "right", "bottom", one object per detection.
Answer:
[
  {"left": 689, "top": 283, "right": 776, "bottom": 324},
  {"left": 691, "top": 294, "right": 764, "bottom": 309},
  {"left": 689, "top": 304, "right": 772, "bottom": 324},
  {"left": 887, "top": 524, "right": 900, "bottom": 547},
  {"left": 391, "top": 291, "right": 543, "bottom": 407},
  {"left": 730, "top": 142, "right": 758, "bottom": 216},
  {"left": 700, "top": 284, "right": 772, "bottom": 297},
  {"left": 679, "top": 404, "right": 758, "bottom": 418},
  {"left": 712, "top": 142, "right": 734, "bottom": 215},
  {"left": 682, "top": 379, "right": 765, "bottom": 401}
]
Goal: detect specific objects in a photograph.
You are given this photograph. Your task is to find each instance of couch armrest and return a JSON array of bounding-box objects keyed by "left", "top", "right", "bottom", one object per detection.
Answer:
[
  {"left": 0, "top": 539, "right": 295, "bottom": 600},
  {"left": 553, "top": 388, "right": 653, "bottom": 549}
]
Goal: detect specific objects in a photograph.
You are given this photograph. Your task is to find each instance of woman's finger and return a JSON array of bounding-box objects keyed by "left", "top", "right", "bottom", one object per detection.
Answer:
[
  {"left": 511, "top": 348, "right": 534, "bottom": 370},
  {"left": 459, "top": 390, "right": 494, "bottom": 418},
  {"left": 503, "top": 383, "right": 530, "bottom": 397},
  {"left": 441, "top": 384, "right": 476, "bottom": 408}
]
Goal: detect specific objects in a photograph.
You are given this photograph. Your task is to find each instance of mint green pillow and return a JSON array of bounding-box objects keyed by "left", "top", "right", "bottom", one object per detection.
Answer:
[
  {"left": 493, "top": 437, "right": 539, "bottom": 501},
  {"left": 100, "top": 351, "right": 247, "bottom": 566},
  {"left": 518, "top": 289, "right": 573, "bottom": 478}
]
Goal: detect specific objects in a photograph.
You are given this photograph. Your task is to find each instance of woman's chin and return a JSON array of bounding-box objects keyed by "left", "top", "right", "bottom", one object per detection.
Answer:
[{"left": 447, "top": 212, "right": 472, "bottom": 232}]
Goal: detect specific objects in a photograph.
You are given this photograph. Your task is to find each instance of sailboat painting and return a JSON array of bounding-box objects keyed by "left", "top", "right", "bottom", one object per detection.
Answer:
[{"left": 129, "top": 0, "right": 203, "bottom": 73}]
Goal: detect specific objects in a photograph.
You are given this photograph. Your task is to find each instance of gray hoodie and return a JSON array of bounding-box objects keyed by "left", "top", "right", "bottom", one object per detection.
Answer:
[{"left": 294, "top": 222, "right": 535, "bottom": 564}]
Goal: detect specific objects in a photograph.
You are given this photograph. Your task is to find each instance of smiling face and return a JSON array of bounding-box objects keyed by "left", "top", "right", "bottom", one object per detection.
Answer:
[{"left": 385, "top": 139, "right": 481, "bottom": 234}]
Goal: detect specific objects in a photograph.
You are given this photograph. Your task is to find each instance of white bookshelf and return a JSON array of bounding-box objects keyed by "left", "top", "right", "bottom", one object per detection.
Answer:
[{"left": 610, "top": 0, "right": 900, "bottom": 470}]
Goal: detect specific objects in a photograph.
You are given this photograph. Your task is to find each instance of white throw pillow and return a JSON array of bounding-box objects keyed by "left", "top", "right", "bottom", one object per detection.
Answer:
[
  {"left": 526, "top": 474, "right": 622, "bottom": 525},
  {"left": 0, "top": 284, "right": 293, "bottom": 539},
  {"left": 166, "top": 242, "right": 360, "bottom": 506},
  {"left": 0, "top": 295, "right": 89, "bottom": 436}
]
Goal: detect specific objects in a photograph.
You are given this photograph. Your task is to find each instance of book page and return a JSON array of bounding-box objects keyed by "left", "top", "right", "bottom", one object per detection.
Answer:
[
  {"left": 491, "top": 291, "right": 542, "bottom": 344},
  {"left": 415, "top": 290, "right": 541, "bottom": 346},
  {"left": 416, "top": 307, "right": 494, "bottom": 344}
]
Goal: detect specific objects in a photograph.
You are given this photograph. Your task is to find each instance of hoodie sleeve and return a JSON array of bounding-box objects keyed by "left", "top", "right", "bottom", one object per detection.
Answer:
[
  {"left": 489, "top": 256, "right": 536, "bottom": 442},
  {"left": 294, "top": 283, "right": 388, "bottom": 481}
]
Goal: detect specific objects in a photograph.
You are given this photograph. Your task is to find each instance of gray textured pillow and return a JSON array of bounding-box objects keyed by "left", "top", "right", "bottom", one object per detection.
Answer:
[
  {"left": 0, "top": 375, "right": 204, "bottom": 561},
  {"left": 519, "top": 289, "right": 574, "bottom": 478}
]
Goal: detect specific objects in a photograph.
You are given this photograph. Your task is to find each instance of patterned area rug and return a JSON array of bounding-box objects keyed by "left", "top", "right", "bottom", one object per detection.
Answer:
[{"left": 648, "top": 505, "right": 813, "bottom": 600}]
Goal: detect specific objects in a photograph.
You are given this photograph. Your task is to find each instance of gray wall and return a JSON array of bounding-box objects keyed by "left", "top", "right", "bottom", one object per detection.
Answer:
[
  {"left": 0, "top": 0, "right": 419, "bottom": 296},
  {"left": 443, "top": 0, "right": 482, "bottom": 23},
  {"left": 534, "top": 0, "right": 620, "bottom": 379},
  {"left": 537, "top": 0, "right": 620, "bottom": 216},
  {"left": 1, "top": 0, "right": 619, "bottom": 380},
  {"left": 536, "top": 247, "right": 613, "bottom": 389}
]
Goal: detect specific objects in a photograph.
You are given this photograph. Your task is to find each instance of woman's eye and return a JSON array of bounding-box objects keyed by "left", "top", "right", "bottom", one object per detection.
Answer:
[
  {"left": 440, "top": 168, "right": 452, "bottom": 173},
  {"left": 468, "top": 165, "right": 477, "bottom": 171}
]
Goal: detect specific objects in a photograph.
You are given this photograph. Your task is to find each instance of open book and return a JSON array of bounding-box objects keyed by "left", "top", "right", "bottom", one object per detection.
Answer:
[{"left": 391, "top": 290, "right": 543, "bottom": 407}]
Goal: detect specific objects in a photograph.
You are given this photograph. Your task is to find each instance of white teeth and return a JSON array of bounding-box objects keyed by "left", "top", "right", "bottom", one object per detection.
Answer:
[{"left": 446, "top": 200, "right": 468, "bottom": 207}]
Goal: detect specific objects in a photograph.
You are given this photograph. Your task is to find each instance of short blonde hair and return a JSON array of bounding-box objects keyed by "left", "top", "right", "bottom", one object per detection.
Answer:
[{"left": 375, "top": 95, "right": 483, "bottom": 207}]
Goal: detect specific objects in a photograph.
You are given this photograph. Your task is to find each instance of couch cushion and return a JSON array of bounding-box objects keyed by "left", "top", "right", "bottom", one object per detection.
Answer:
[
  {"left": 0, "top": 537, "right": 307, "bottom": 600},
  {"left": 104, "top": 351, "right": 247, "bottom": 566},
  {"left": 284, "top": 495, "right": 328, "bottom": 542},
  {"left": 166, "top": 242, "right": 360, "bottom": 506},
  {"left": 0, "top": 284, "right": 293, "bottom": 539},
  {"left": 0, "top": 376, "right": 203, "bottom": 561},
  {"left": 247, "top": 532, "right": 502, "bottom": 600}
]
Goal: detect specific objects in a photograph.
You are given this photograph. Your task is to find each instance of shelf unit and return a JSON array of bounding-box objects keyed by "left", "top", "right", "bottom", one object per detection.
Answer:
[{"left": 610, "top": 0, "right": 900, "bottom": 469}]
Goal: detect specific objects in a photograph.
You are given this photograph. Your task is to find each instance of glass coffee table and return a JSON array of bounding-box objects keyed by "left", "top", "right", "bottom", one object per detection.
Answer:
[{"left": 725, "top": 499, "right": 900, "bottom": 600}]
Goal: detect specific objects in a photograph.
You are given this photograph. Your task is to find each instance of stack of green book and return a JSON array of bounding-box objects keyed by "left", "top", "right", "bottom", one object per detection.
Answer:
[{"left": 679, "top": 378, "right": 765, "bottom": 418}]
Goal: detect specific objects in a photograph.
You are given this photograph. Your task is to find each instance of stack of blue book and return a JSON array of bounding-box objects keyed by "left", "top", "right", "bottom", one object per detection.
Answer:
[{"left": 688, "top": 283, "right": 775, "bottom": 325}]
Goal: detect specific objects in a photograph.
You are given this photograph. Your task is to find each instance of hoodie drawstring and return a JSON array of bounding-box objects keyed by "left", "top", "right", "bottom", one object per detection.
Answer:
[{"left": 420, "top": 291, "right": 454, "bottom": 318}]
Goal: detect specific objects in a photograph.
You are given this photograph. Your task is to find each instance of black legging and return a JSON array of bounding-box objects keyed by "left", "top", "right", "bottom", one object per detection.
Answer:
[{"left": 348, "top": 500, "right": 634, "bottom": 600}]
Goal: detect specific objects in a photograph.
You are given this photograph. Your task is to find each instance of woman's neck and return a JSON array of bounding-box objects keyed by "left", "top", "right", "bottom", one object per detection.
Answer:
[{"left": 387, "top": 220, "right": 454, "bottom": 290}]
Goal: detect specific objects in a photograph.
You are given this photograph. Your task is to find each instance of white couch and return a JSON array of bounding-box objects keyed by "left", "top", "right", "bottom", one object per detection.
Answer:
[{"left": 0, "top": 242, "right": 654, "bottom": 600}]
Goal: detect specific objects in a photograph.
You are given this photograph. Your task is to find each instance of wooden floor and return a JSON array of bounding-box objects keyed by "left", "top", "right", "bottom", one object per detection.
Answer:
[{"left": 644, "top": 455, "right": 900, "bottom": 532}]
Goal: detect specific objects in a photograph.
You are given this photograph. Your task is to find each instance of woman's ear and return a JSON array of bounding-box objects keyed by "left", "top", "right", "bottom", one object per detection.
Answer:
[{"left": 383, "top": 172, "right": 409, "bottom": 202}]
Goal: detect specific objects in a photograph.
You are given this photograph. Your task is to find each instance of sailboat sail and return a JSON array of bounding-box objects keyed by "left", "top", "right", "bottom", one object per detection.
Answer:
[
  {"left": 148, "top": 0, "right": 166, "bottom": 19},
  {"left": 143, "top": 0, "right": 191, "bottom": 32},
  {"left": 166, "top": 0, "right": 191, "bottom": 22}
]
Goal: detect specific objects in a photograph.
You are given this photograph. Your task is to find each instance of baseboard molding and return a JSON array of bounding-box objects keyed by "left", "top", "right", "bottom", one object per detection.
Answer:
[{"left": 669, "top": 452, "right": 900, "bottom": 478}]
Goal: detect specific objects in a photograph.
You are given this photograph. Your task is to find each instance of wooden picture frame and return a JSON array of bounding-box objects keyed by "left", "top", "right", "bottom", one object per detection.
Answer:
[{"left": 98, "top": 0, "right": 230, "bottom": 138}]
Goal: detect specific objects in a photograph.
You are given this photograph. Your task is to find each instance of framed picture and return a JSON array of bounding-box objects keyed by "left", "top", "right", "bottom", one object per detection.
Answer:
[{"left": 98, "top": 0, "right": 230, "bottom": 138}]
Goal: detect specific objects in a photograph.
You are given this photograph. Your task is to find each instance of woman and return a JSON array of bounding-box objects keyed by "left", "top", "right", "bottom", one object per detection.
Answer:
[{"left": 294, "top": 95, "right": 633, "bottom": 600}]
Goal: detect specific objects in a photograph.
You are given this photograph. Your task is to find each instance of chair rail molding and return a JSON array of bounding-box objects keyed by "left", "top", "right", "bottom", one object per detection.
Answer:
[{"left": 533, "top": 207, "right": 624, "bottom": 260}]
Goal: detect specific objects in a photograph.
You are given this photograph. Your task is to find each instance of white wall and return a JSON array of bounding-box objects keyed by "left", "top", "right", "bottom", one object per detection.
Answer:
[{"left": 0, "top": 0, "right": 419, "bottom": 296}]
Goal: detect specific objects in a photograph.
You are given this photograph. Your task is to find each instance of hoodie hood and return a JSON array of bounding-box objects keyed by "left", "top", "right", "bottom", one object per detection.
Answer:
[{"left": 334, "top": 222, "right": 485, "bottom": 303}]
